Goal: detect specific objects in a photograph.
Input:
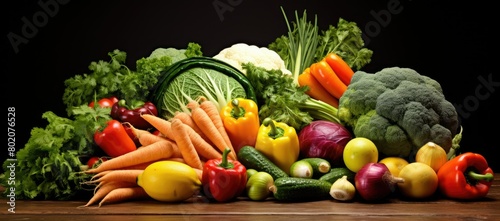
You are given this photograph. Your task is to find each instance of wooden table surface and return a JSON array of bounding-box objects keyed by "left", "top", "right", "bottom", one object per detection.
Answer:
[{"left": 1, "top": 174, "right": 499, "bottom": 221}]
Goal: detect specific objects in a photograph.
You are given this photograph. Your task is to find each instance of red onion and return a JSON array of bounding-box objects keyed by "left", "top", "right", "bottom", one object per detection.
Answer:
[{"left": 354, "top": 163, "right": 404, "bottom": 201}]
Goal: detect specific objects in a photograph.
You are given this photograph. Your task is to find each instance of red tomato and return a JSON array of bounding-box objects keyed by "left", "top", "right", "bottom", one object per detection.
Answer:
[
  {"left": 87, "top": 156, "right": 107, "bottom": 168},
  {"left": 89, "top": 97, "right": 119, "bottom": 108},
  {"left": 109, "top": 96, "right": 119, "bottom": 104}
]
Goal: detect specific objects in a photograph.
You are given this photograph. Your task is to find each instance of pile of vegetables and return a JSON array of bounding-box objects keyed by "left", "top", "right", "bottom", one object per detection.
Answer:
[
  {"left": 0, "top": 43, "right": 204, "bottom": 200},
  {"left": 1, "top": 7, "right": 494, "bottom": 206}
]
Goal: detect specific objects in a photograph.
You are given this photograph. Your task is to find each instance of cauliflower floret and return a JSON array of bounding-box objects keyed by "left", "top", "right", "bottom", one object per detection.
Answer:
[
  {"left": 213, "top": 43, "right": 291, "bottom": 75},
  {"left": 338, "top": 67, "right": 460, "bottom": 158}
]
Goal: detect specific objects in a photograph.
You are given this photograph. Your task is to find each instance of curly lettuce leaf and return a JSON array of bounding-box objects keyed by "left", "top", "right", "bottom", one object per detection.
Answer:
[
  {"left": 316, "top": 18, "right": 373, "bottom": 70},
  {"left": 0, "top": 111, "right": 95, "bottom": 200},
  {"left": 244, "top": 62, "right": 312, "bottom": 129}
]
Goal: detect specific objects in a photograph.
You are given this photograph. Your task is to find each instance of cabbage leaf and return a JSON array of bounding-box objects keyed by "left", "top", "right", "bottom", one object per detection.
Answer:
[{"left": 157, "top": 67, "right": 247, "bottom": 119}]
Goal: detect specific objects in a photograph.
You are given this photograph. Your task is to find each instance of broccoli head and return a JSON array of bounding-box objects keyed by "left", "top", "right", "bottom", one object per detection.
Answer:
[{"left": 338, "top": 67, "right": 460, "bottom": 158}]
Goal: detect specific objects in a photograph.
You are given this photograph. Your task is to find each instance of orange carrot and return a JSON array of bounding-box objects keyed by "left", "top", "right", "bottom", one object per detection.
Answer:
[
  {"left": 171, "top": 118, "right": 203, "bottom": 170},
  {"left": 199, "top": 99, "right": 232, "bottom": 148},
  {"left": 85, "top": 169, "right": 144, "bottom": 186},
  {"left": 118, "top": 158, "right": 177, "bottom": 170},
  {"left": 298, "top": 67, "right": 340, "bottom": 108},
  {"left": 98, "top": 186, "right": 149, "bottom": 207},
  {"left": 174, "top": 111, "right": 213, "bottom": 145},
  {"left": 125, "top": 122, "right": 148, "bottom": 137},
  {"left": 87, "top": 170, "right": 113, "bottom": 181},
  {"left": 310, "top": 60, "right": 347, "bottom": 100},
  {"left": 126, "top": 123, "right": 168, "bottom": 146},
  {"left": 324, "top": 53, "right": 355, "bottom": 86},
  {"left": 199, "top": 100, "right": 236, "bottom": 160},
  {"left": 85, "top": 140, "right": 181, "bottom": 174},
  {"left": 183, "top": 123, "right": 222, "bottom": 160},
  {"left": 174, "top": 112, "right": 201, "bottom": 134},
  {"left": 137, "top": 131, "right": 170, "bottom": 147},
  {"left": 83, "top": 181, "right": 136, "bottom": 207},
  {"left": 140, "top": 114, "right": 175, "bottom": 140},
  {"left": 188, "top": 100, "right": 237, "bottom": 160}
]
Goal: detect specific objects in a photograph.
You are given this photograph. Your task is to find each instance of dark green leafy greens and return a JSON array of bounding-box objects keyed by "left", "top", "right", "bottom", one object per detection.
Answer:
[
  {"left": 0, "top": 106, "right": 110, "bottom": 200},
  {"left": 315, "top": 18, "right": 373, "bottom": 71},
  {"left": 244, "top": 62, "right": 311, "bottom": 129}
]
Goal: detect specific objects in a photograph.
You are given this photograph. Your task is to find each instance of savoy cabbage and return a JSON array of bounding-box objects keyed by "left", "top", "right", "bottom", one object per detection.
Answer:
[{"left": 157, "top": 67, "right": 247, "bottom": 119}]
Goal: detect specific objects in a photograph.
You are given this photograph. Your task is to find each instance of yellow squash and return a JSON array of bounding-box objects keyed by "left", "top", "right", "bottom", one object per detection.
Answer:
[{"left": 137, "top": 160, "right": 201, "bottom": 202}]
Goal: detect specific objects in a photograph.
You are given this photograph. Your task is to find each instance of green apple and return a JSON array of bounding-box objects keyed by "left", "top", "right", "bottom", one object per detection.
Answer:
[{"left": 343, "top": 137, "right": 378, "bottom": 172}]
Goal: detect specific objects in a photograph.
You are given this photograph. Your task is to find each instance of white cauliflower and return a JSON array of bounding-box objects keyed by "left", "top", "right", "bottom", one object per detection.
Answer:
[{"left": 213, "top": 43, "right": 291, "bottom": 75}]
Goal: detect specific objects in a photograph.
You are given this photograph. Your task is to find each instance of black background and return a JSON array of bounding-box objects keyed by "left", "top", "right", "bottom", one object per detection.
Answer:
[{"left": 3, "top": 0, "right": 498, "bottom": 172}]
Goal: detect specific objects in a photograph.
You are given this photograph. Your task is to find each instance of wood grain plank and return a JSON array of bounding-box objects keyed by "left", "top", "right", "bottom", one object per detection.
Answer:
[{"left": 0, "top": 174, "right": 498, "bottom": 220}]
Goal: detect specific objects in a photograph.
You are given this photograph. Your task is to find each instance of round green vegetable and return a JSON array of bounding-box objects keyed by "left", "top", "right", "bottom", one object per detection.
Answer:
[
  {"left": 338, "top": 67, "right": 460, "bottom": 158},
  {"left": 246, "top": 171, "right": 274, "bottom": 201},
  {"left": 246, "top": 169, "right": 259, "bottom": 180}
]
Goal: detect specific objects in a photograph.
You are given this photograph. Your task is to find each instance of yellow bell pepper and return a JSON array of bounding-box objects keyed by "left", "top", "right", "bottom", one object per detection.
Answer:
[
  {"left": 255, "top": 118, "right": 300, "bottom": 174},
  {"left": 220, "top": 98, "right": 260, "bottom": 153}
]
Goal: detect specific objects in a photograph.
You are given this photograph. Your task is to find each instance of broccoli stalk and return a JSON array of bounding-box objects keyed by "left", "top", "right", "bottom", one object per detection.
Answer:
[{"left": 447, "top": 126, "right": 463, "bottom": 160}]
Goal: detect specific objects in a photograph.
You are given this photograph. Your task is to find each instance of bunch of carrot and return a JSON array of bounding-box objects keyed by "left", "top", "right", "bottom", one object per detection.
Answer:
[
  {"left": 297, "top": 53, "right": 354, "bottom": 108},
  {"left": 81, "top": 97, "right": 235, "bottom": 207}
]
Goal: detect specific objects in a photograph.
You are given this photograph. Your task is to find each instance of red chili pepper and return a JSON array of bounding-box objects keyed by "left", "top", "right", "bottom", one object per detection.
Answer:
[
  {"left": 202, "top": 148, "right": 247, "bottom": 202},
  {"left": 437, "top": 152, "right": 494, "bottom": 200},
  {"left": 94, "top": 120, "right": 137, "bottom": 158},
  {"left": 111, "top": 100, "right": 158, "bottom": 129},
  {"left": 89, "top": 96, "right": 119, "bottom": 108}
]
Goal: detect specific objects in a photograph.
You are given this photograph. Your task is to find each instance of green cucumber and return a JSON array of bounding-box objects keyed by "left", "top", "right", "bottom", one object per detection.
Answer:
[
  {"left": 270, "top": 177, "right": 332, "bottom": 201},
  {"left": 237, "top": 146, "right": 288, "bottom": 180},
  {"left": 299, "top": 158, "right": 331, "bottom": 177},
  {"left": 318, "top": 167, "right": 356, "bottom": 184}
]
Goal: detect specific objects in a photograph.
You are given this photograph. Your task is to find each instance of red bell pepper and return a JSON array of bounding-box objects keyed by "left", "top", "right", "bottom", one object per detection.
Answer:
[
  {"left": 202, "top": 148, "right": 247, "bottom": 202},
  {"left": 111, "top": 100, "right": 158, "bottom": 129},
  {"left": 437, "top": 152, "right": 494, "bottom": 200},
  {"left": 89, "top": 96, "right": 119, "bottom": 108},
  {"left": 94, "top": 120, "right": 137, "bottom": 158}
]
